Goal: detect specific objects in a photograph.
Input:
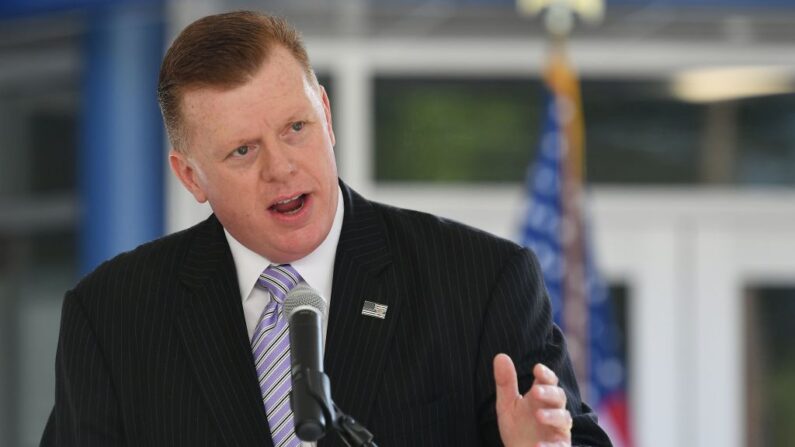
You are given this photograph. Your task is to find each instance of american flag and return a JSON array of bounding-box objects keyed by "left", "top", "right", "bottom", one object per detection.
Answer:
[
  {"left": 361, "top": 300, "right": 388, "bottom": 319},
  {"left": 518, "top": 43, "right": 633, "bottom": 447}
]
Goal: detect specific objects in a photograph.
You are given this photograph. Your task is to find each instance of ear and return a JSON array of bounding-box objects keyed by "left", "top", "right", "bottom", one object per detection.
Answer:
[
  {"left": 168, "top": 149, "right": 209, "bottom": 203},
  {"left": 319, "top": 85, "right": 336, "bottom": 147}
]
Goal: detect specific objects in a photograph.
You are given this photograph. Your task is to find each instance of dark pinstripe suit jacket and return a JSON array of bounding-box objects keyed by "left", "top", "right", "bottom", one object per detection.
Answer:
[{"left": 42, "top": 182, "right": 611, "bottom": 446}]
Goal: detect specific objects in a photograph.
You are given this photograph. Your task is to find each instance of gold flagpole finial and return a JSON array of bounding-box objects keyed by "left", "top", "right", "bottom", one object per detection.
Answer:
[{"left": 516, "top": 0, "right": 604, "bottom": 37}]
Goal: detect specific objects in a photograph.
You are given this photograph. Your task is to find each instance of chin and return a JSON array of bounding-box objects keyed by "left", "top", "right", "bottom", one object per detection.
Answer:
[{"left": 274, "top": 237, "right": 323, "bottom": 263}]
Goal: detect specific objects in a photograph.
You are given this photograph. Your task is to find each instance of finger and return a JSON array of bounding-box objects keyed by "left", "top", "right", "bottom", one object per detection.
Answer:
[
  {"left": 493, "top": 353, "right": 521, "bottom": 415},
  {"left": 533, "top": 363, "right": 559, "bottom": 386},
  {"left": 530, "top": 384, "right": 567, "bottom": 408},
  {"left": 536, "top": 408, "right": 573, "bottom": 432}
]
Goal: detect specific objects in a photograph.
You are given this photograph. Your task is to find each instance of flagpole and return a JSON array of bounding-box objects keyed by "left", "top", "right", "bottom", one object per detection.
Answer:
[
  {"left": 547, "top": 33, "right": 591, "bottom": 403},
  {"left": 517, "top": 0, "right": 620, "bottom": 428},
  {"left": 519, "top": 0, "right": 591, "bottom": 397},
  {"left": 517, "top": 2, "right": 635, "bottom": 445}
]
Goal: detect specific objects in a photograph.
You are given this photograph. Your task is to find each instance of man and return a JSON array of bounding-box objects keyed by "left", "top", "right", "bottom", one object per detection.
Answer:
[{"left": 42, "top": 11, "right": 611, "bottom": 447}]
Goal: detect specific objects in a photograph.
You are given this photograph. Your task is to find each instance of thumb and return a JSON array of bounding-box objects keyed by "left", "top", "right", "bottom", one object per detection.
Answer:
[{"left": 493, "top": 353, "right": 520, "bottom": 416}]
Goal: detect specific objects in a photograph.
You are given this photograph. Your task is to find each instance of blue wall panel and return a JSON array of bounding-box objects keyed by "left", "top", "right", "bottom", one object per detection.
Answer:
[{"left": 80, "top": 3, "right": 164, "bottom": 274}]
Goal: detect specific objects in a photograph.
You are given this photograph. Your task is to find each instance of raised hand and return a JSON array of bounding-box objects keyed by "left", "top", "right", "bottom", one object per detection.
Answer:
[{"left": 494, "top": 354, "right": 573, "bottom": 447}]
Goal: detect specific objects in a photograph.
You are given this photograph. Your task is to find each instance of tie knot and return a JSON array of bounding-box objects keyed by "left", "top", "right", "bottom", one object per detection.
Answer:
[{"left": 256, "top": 264, "right": 302, "bottom": 305}]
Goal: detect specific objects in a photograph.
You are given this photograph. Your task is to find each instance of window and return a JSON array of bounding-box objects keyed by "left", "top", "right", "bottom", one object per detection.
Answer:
[
  {"left": 736, "top": 94, "right": 795, "bottom": 185},
  {"left": 375, "top": 77, "right": 711, "bottom": 184},
  {"left": 0, "top": 17, "right": 80, "bottom": 446},
  {"left": 375, "top": 77, "right": 795, "bottom": 186},
  {"left": 375, "top": 77, "right": 541, "bottom": 183},
  {"left": 745, "top": 286, "right": 795, "bottom": 447}
]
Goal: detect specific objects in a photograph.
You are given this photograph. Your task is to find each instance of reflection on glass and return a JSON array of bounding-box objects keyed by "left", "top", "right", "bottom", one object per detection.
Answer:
[
  {"left": 375, "top": 77, "right": 795, "bottom": 185},
  {"left": 0, "top": 51, "right": 79, "bottom": 445},
  {"left": 375, "top": 77, "right": 707, "bottom": 184},
  {"left": 582, "top": 81, "right": 703, "bottom": 184},
  {"left": 29, "top": 112, "right": 77, "bottom": 193},
  {"left": 745, "top": 286, "right": 795, "bottom": 447},
  {"left": 375, "top": 77, "right": 541, "bottom": 182},
  {"left": 737, "top": 94, "right": 795, "bottom": 185},
  {"left": 608, "top": 283, "right": 630, "bottom": 375}
]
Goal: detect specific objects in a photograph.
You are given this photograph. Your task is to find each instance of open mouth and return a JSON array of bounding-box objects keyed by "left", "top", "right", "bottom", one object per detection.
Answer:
[{"left": 269, "top": 193, "right": 307, "bottom": 215}]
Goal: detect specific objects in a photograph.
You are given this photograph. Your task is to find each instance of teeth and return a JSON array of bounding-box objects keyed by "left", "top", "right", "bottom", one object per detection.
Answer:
[
  {"left": 283, "top": 202, "right": 304, "bottom": 214},
  {"left": 274, "top": 194, "right": 302, "bottom": 205}
]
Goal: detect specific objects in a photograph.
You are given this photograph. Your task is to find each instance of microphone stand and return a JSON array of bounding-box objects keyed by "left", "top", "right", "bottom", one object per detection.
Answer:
[{"left": 298, "top": 368, "right": 378, "bottom": 447}]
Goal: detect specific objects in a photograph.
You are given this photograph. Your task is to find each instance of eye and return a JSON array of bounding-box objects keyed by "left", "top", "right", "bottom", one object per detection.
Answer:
[
  {"left": 291, "top": 121, "right": 305, "bottom": 132},
  {"left": 232, "top": 145, "right": 250, "bottom": 157}
]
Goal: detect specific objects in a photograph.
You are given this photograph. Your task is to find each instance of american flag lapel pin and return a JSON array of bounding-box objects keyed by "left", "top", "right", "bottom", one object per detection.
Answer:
[{"left": 361, "top": 300, "right": 388, "bottom": 319}]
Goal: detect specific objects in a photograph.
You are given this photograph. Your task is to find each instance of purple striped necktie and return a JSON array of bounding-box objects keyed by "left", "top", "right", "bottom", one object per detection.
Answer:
[{"left": 252, "top": 264, "right": 303, "bottom": 447}]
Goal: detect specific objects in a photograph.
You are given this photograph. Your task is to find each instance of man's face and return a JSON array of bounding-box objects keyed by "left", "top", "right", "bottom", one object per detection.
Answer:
[{"left": 170, "top": 45, "right": 338, "bottom": 263}]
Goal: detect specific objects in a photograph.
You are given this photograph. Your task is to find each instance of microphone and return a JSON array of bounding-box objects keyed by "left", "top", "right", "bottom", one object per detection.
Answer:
[{"left": 284, "top": 283, "right": 329, "bottom": 441}]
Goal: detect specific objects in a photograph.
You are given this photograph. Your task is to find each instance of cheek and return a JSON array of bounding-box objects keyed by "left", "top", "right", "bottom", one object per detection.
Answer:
[
  {"left": 314, "top": 140, "right": 337, "bottom": 177},
  {"left": 200, "top": 171, "right": 250, "bottom": 206},
  {"left": 211, "top": 188, "right": 257, "bottom": 229}
]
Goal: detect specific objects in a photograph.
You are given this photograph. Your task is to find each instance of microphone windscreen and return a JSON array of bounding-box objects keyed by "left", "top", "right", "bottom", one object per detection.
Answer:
[{"left": 284, "top": 283, "right": 328, "bottom": 320}]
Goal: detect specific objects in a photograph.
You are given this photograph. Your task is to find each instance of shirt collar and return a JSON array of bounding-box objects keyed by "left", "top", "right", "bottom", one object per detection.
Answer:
[{"left": 225, "top": 186, "right": 344, "bottom": 303}]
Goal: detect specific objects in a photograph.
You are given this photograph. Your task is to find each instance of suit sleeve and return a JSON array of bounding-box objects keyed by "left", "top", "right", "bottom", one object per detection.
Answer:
[
  {"left": 41, "top": 290, "right": 126, "bottom": 447},
  {"left": 474, "top": 248, "right": 612, "bottom": 447}
]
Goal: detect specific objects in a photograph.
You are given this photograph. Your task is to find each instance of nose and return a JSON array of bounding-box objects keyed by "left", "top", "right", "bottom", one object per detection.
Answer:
[{"left": 260, "top": 143, "right": 296, "bottom": 182}]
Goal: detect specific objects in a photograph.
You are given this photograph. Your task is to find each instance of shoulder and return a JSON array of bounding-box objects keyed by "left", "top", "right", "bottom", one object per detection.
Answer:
[
  {"left": 372, "top": 200, "right": 523, "bottom": 257},
  {"left": 340, "top": 183, "right": 531, "bottom": 273},
  {"left": 69, "top": 216, "right": 214, "bottom": 303}
]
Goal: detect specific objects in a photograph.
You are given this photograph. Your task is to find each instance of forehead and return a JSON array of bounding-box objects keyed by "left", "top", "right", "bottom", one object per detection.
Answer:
[{"left": 179, "top": 46, "right": 319, "bottom": 140}]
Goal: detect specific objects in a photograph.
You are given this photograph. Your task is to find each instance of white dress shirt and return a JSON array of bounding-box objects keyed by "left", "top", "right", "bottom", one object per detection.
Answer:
[{"left": 224, "top": 186, "right": 344, "bottom": 446}]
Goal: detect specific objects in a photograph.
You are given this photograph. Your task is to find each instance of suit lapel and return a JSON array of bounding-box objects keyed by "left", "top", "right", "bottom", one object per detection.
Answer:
[
  {"left": 173, "top": 186, "right": 398, "bottom": 446},
  {"left": 175, "top": 215, "right": 272, "bottom": 446},
  {"left": 323, "top": 183, "right": 399, "bottom": 438}
]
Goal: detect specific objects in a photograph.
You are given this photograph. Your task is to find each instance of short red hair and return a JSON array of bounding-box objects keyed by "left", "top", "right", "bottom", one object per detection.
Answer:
[{"left": 157, "top": 11, "right": 314, "bottom": 151}]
